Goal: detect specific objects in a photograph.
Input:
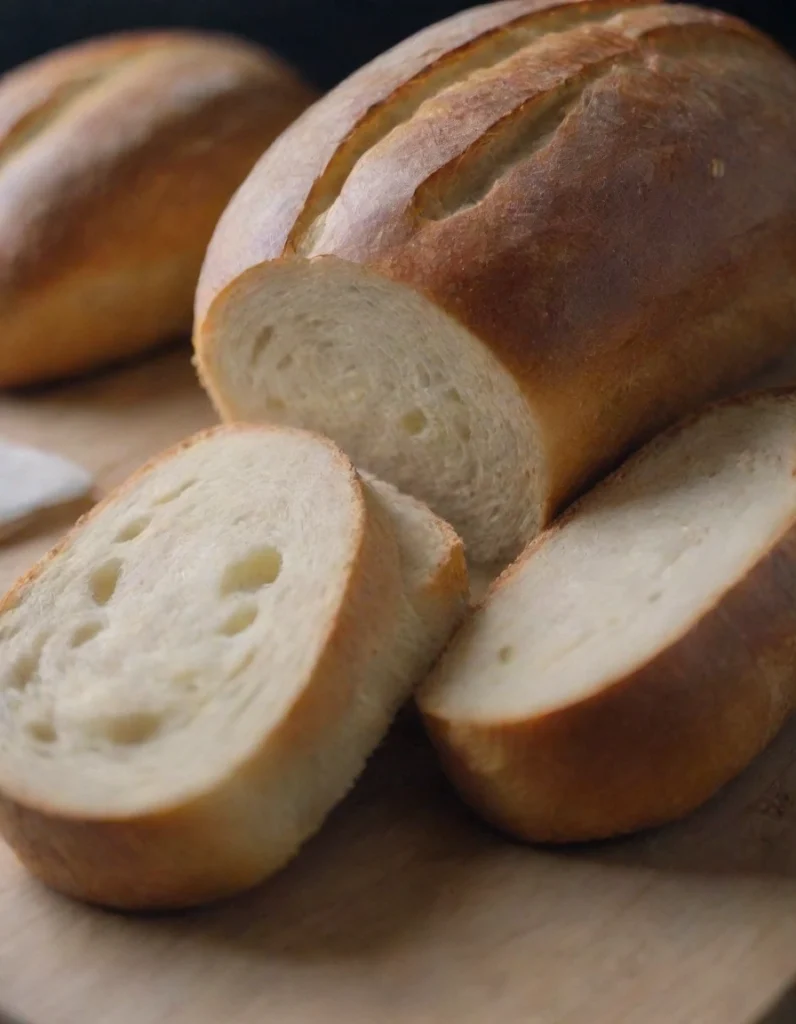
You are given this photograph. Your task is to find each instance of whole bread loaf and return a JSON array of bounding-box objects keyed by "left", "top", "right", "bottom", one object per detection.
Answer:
[
  {"left": 419, "top": 389, "right": 796, "bottom": 842},
  {"left": 0, "top": 426, "right": 466, "bottom": 909},
  {"left": 0, "top": 32, "right": 315, "bottom": 388},
  {"left": 195, "top": 0, "right": 796, "bottom": 563}
]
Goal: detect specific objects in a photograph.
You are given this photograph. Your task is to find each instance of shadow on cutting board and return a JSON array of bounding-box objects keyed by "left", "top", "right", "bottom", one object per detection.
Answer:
[
  {"left": 587, "top": 713, "right": 796, "bottom": 879},
  {"left": 152, "top": 715, "right": 506, "bottom": 959},
  {"left": 120, "top": 706, "right": 796, "bottom": 964},
  {"left": 756, "top": 978, "right": 796, "bottom": 1024}
]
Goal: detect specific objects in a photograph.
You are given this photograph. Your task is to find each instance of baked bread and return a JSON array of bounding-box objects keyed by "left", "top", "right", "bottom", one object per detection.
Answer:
[
  {"left": 0, "top": 31, "right": 315, "bottom": 388},
  {"left": 418, "top": 389, "right": 796, "bottom": 843},
  {"left": 0, "top": 426, "right": 466, "bottom": 909},
  {"left": 194, "top": 0, "right": 796, "bottom": 564}
]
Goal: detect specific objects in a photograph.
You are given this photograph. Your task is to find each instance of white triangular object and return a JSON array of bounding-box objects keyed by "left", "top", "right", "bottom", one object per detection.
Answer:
[{"left": 0, "top": 441, "right": 93, "bottom": 540}]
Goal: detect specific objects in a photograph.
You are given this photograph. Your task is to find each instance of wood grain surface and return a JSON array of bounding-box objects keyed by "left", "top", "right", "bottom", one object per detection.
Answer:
[{"left": 1, "top": 344, "right": 796, "bottom": 1024}]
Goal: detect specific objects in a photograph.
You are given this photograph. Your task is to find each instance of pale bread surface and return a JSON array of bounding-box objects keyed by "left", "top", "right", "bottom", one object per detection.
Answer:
[{"left": 0, "top": 425, "right": 466, "bottom": 907}]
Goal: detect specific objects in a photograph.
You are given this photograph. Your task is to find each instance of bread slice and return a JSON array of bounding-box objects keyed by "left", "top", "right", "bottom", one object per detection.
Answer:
[
  {"left": 418, "top": 390, "right": 796, "bottom": 843},
  {"left": 0, "top": 425, "right": 466, "bottom": 909}
]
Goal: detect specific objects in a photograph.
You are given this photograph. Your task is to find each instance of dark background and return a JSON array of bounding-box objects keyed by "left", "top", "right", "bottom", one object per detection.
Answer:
[{"left": 0, "top": 0, "right": 793, "bottom": 89}]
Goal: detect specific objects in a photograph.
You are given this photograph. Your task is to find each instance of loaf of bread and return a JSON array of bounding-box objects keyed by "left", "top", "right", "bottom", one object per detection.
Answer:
[
  {"left": 0, "top": 426, "right": 466, "bottom": 909},
  {"left": 418, "top": 389, "right": 796, "bottom": 843},
  {"left": 195, "top": 0, "right": 796, "bottom": 564},
  {"left": 0, "top": 32, "right": 315, "bottom": 388}
]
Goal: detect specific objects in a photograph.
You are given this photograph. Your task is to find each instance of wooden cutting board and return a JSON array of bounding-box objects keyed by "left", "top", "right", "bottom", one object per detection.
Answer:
[{"left": 1, "top": 346, "right": 796, "bottom": 1024}]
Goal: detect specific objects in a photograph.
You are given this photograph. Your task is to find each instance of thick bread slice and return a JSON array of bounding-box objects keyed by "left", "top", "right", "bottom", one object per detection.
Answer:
[
  {"left": 0, "top": 426, "right": 467, "bottom": 909},
  {"left": 364, "top": 471, "right": 468, "bottom": 638},
  {"left": 418, "top": 390, "right": 796, "bottom": 843},
  {"left": 195, "top": 0, "right": 796, "bottom": 564}
]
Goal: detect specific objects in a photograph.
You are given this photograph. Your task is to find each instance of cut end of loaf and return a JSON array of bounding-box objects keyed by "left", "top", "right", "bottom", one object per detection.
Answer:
[{"left": 196, "top": 256, "right": 546, "bottom": 564}]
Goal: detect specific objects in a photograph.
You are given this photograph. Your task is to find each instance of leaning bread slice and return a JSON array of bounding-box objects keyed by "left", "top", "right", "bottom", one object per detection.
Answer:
[
  {"left": 0, "top": 425, "right": 466, "bottom": 909},
  {"left": 419, "top": 389, "right": 796, "bottom": 843}
]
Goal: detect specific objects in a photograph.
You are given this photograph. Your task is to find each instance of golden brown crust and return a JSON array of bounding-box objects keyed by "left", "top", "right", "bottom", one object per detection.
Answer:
[
  {"left": 195, "top": 0, "right": 643, "bottom": 314},
  {"left": 420, "top": 389, "right": 796, "bottom": 843},
  {"left": 196, "top": 1, "right": 796, "bottom": 526},
  {"left": 0, "top": 32, "right": 316, "bottom": 387},
  {"left": 0, "top": 790, "right": 271, "bottom": 909}
]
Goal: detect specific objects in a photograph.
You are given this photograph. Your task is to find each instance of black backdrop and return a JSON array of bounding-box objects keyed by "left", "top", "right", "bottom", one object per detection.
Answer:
[{"left": 0, "top": 0, "right": 793, "bottom": 88}]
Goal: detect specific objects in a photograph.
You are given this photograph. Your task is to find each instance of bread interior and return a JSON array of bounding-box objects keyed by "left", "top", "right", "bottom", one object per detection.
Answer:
[
  {"left": 202, "top": 258, "right": 544, "bottom": 563},
  {"left": 422, "top": 395, "right": 796, "bottom": 719}
]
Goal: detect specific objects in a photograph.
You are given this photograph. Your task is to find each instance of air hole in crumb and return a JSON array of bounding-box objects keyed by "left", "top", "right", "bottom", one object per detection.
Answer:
[
  {"left": 446, "top": 388, "right": 464, "bottom": 405},
  {"left": 457, "top": 422, "right": 472, "bottom": 442},
  {"left": 266, "top": 397, "right": 286, "bottom": 415},
  {"left": 154, "top": 479, "right": 195, "bottom": 505},
  {"left": 648, "top": 591, "right": 662, "bottom": 604},
  {"left": 173, "top": 670, "right": 199, "bottom": 692},
  {"left": 114, "top": 515, "right": 152, "bottom": 543},
  {"left": 26, "top": 720, "right": 56, "bottom": 743},
  {"left": 498, "top": 645, "right": 514, "bottom": 664},
  {"left": 221, "top": 547, "right": 281, "bottom": 595},
  {"left": 70, "top": 621, "right": 103, "bottom": 648},
  {"left": 229, "top": 649, "right": 255, "bottom": 680},
  {"left": 401, "top": 409, "right": 427, "bottom": 436},
  {"left": 277, "top": 353, "right": 294, "bottom": 370},
  {"left": 105, "top": 712, "right": 161, "bottom": 746},
  {"left": 11, "top": 647, "right": 42, "bottom": 689},
  {"left": 418, "top": 366, "right": 431, "bottom": 388},
  {"left": 89, "top": 558, "right": 122, "bottom": 605},
  {"left": 252, "top": 326, "right": 274, "bottom": 361},
  {"left": 219, "top": 603, "right": 259, "bottom": 636},
  {"left": 0, "top": 622, "right": 19, "bottom": 643},
  {"left": 308, "top": 318, "right": 324, "bottom": 329}
]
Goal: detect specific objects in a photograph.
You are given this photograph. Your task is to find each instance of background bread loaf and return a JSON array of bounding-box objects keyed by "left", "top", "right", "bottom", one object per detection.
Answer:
[
  {"left": 0, "top": 31, "right": 315, "bottom": 387},
  {"left": 195, "top": 0, "right": 796, "bottom": 564}
]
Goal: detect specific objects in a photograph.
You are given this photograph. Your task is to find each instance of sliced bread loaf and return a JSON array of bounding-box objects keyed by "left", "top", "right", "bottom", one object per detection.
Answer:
[
  {"left": 0, "top": 425, "right": 466, "bottom": 909},
  {"left": 195, "top": 1, "right": 796, "bottom": 564},
  {"left": 418, "top": 390, "right": 796, "bottom": 842}
]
